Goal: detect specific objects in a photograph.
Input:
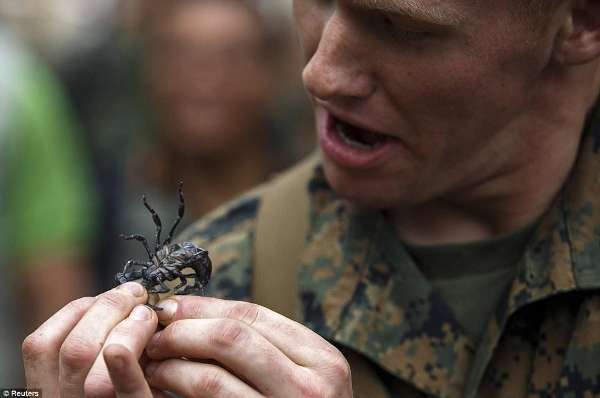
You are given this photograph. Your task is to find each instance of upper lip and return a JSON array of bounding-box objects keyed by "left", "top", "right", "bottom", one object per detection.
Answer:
[{"left": 318, "top": 102, "right": 391, "bottom": 137}]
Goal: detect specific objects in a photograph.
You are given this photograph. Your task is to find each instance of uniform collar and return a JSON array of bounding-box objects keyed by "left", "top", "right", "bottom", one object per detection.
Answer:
[{"left": 300, "top": 168, "right": 475, "bottom": 397}]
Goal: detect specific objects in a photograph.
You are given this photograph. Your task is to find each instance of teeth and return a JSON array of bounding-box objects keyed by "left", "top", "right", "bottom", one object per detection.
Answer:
[{"left": 335, "top": 122, "right": 376, "bottom": 150}]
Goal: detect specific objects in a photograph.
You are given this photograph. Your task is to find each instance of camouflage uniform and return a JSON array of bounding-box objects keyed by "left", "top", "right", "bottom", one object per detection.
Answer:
[{"left": 181, "top": 116, "right": 600, "bottom": 397}]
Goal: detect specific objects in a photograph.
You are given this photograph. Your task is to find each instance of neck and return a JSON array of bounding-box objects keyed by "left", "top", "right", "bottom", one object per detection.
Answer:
[{"left": 390, "top": 63, "right": 600, "bottom": 246}]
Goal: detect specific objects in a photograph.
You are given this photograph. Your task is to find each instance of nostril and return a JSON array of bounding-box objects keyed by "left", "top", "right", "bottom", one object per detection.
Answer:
[
  {"left": 303, "top": 54, "right": 339, "bottom": 100},
  {"left": 302, "top": 59, "right": 323, "bottom": 97},
  {"left": 302, "top": 55, "right": 375, "bottom": 102}
]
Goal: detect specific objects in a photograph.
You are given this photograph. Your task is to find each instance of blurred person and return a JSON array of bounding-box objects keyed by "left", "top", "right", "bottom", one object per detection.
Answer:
[
  {"left": 0, "top": 26, "right": 97, "bottom": 383},
  {"left": 140, "top": 0, "right": 300, "bottom": 212},
  {"left": 98, "top": 0, "right": 312, "bottom": 288}
]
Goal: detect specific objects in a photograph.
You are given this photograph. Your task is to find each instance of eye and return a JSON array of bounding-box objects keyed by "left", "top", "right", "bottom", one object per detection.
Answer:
[{"left": 381, "top": 15, "right": 433, "bottom": 41}]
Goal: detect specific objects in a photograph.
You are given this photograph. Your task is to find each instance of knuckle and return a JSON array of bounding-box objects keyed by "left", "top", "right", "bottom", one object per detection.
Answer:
[
  {"left": 289, "top": 368, "right": 336, "bottom": 398},
  {"left": 162, "top": 320, "right": 185, "bottom": 348},
  {"left": 111, "top": 318, "right": 145, "bottom": 340},
  {"left": 22, "top": 333, "right": 49, "bottom": 364},
  {"left": 155, "top": 320, "right": 189, "bottom": 355},
  {"left": 192, "top": 366, "right": 223, "bottom": 396},
  {"left": 60, "top": 336, "right": 99, "bottom": 371},
  {"left": 213, "top": 319, "right": 248, "bottom": 349},
  {"left": 70, "top": 296, "right": 96, "bottom": 312},
  {"left": 97, "top": 291, "right": 133, "bottom": 312},
  {"left": 226, "top": 302, "right": 261, "bottom": 326},
  {"left": 327, "top": 353, "right": 351, "bottom": 381},
  {"left": 22, "top": 297, "right": 95, "bottom": 364},
  {"left": 292, "top": 379, "right": 324, "bottom": 398}
]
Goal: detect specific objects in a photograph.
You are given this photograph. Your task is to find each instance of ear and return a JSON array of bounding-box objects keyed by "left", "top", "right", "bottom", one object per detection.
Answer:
[{"left": 553, "top": 0, "right": 600, "bottom": 65}]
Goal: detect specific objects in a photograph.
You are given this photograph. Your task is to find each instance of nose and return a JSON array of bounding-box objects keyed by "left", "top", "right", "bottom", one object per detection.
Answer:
[{"left": 302, "top": 13, "right": 375, "bottom": 103}]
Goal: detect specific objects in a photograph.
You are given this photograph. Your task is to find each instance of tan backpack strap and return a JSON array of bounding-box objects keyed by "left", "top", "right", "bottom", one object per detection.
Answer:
[
  {"left": 253, "top": 152, "right": 390, "bottom": 398},
  {"left": 254, "top": 152, "right": 319, "bottom": 319}
]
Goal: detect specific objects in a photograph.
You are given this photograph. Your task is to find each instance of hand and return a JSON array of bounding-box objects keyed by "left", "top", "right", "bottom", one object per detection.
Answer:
[
  {"left": 21, "top": 282, "right": 158, "bottom": 397},
  {"left": 143, "top": 296, "right": 353, "bottom": 397}
]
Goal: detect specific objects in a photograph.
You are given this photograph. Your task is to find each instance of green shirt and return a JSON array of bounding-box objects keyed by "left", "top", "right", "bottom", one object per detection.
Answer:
[
  {"left": 406, "top": 223, "right": 537, "bottom": 343},
  {"left": 0, "top": 31, "right": 96, "bottom": 262}
]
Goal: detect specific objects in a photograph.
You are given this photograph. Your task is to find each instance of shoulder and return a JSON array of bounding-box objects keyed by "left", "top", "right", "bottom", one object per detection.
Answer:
[{"left": 178, "top": 152, "right": 325, "bottom": 301}]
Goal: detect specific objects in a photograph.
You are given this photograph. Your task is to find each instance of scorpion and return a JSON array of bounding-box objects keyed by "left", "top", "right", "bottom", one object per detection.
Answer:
[{"left": 115, "top": 183, "right": 212, "bottom": 310}]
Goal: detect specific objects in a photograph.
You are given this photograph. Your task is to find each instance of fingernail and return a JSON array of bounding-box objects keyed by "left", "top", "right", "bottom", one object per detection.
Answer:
[
  {"left": 157, "top": 299, "right": 177, "bottom": 320},
  {"left": 130, "top": 305, "right": 152, "bottom": 320},
  {"left": 106, "top": 353, "right": 126, "bottom": 372},
  {"left": 117, "top": 282, "right": 145, "bottom": 297},
  {"left": 145, "top": 361, "right": 159, "bottom": 378}
]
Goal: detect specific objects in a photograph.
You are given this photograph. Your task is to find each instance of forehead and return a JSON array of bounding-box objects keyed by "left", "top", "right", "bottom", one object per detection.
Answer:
[
  {"left": 343, "top": 0, "right": 469, "bottom": 25},
  {"left": 153, "top": 1, "right": 262, "bottom": 42},
  {"left": 336, "top": 0, "right": 537, "bottom": 34}
]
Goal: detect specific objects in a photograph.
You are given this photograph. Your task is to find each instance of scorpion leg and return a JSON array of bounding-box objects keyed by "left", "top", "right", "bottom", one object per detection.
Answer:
[
  {"left": 120, "top": 234, "right": 153, "bottom": 260},
  {"left": 125, "top": 270, "right": 144, "bottom": 279},
  {"left": 164, "top": 182, "right": 185, "bottom": 246},
  {"left": 173, "top": 270, "right": 197, "bottom": 293},
  {"left": 148, "top": 280, "right": 170, "bottom": 294},
  {"left": 177, "top": 277, "right": 205, "bottom": 295},
  {"left": 121, "top": 260, "right": 148, "bottom": 274},
  {"left": 147, "top": 303, "right": 163, "bottom": 311},
  {"left": 173, "top": 276, "right": 188, "bottom": 291},
  {"left": 171, "top": 269, "right": 188, "bottom": 290},
  {"left": 115, "top": 269, "right": 144, "bottom": 285},
  {"left": 143, "top": 195, "right": 162, "bottom": 254}
]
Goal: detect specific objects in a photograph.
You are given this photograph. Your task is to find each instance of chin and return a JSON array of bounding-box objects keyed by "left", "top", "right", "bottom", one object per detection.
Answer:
[{"left": 322, "top": 160, "right": 415, "bottom": 210}]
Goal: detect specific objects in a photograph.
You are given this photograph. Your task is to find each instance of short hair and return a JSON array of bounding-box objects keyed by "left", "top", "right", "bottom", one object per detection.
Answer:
[
  {"left": 511, "top": 0, "right": 564, "bottom": 31},
  {"left": 518, "top": 0, "right": 563, "bottom": 17}
]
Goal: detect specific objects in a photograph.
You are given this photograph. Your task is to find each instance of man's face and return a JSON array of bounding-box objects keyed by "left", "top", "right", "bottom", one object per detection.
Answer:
[{"left": 295, "top": 0, "right": 561, "bottom": 209}]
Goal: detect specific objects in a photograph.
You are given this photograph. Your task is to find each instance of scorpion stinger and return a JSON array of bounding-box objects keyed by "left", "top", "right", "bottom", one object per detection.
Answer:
[
  {"left": 165, "top": 181, "right": 185, "bottom": 246},
  {"left": 143, "top": 194, "right": 163, "bottom": 254}
]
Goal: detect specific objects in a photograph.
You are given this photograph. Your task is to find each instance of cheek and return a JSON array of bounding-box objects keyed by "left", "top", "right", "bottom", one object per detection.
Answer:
[{"left": 381, "top": 38, "right": 547, "bottom": 145}]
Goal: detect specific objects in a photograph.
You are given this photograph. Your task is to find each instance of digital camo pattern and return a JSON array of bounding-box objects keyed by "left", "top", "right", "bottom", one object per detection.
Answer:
[
  {"left": 183, "top": 120, "right": 600, "bottom": 397},
  {"left": 180, "top": 189, "right": 261, "bottom": 302}
]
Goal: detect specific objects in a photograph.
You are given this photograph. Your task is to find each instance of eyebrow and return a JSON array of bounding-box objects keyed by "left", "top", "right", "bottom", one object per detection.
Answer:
[{"left": 351, "top": 0, "right": 465, "bottom": 26}]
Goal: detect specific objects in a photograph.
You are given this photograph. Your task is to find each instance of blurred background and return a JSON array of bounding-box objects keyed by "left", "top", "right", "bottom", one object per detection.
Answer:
[{"left": 0, "top": 0, "right": 314, "bottom": 384}]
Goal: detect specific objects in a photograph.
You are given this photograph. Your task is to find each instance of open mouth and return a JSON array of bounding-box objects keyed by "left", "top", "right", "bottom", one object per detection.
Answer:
[
  {"left": 331, "top": 116, "right": 388, "bottom": 151},
  {"left": 319, "top": 108, "right": 399, "bottom": 169}
]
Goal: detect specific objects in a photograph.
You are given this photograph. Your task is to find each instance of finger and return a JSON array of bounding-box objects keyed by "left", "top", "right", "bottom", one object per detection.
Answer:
[
  {"left": 145, "top": 359, "right": 263, "bottom": 398},
  {"left": 150, "top": 389, "right": 170, "bottom": 398},
  {"left": 22, "top": 297, "right": 96, "bottom": 395},
  {"left": 84, "top": 305, "right": 157, "bottom": 397},
  {"left": 103, "top": 344, "right": 153, "bottom": 398},
  {"left": 59, "top": 282, "right": 147, "bottom": 398},
  {"left": 146, "top": 319, "right": 310, "bottom": 396},
  {"left": 156, "top": 297, "right": 336, "bottom": 366}
]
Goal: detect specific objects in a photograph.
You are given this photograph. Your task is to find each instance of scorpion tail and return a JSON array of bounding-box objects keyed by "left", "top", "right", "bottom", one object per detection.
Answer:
[{"left": 165, "top": 182, "right": 185, "bottom": 246}]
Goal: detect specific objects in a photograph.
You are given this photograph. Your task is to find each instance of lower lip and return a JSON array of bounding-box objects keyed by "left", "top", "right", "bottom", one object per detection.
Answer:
[{"left": 318, "top": 111, "right": 398, "bottom": 169}]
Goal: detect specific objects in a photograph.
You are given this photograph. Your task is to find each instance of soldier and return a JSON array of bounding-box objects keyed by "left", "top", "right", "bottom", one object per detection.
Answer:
[{"left": 22, "top": 1, "right": 600, "bottom": 397}]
